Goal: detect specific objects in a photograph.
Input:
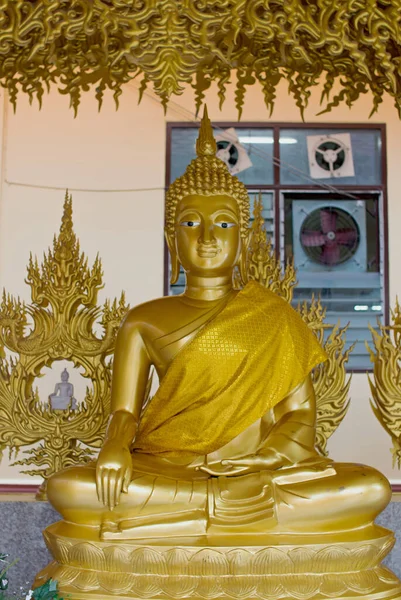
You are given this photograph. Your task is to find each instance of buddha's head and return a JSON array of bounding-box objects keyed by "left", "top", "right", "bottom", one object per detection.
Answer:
[
  {"left": 61, "top": 369, "right": 69, "bottom": 382},
  {"left": 165, "top": 106, "right": 250, "bottom": 285}
]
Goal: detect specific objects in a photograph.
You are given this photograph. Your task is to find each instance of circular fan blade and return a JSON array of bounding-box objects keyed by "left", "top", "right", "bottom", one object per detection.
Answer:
[
  {"left": 321, "top": 242, "right": 340, "bottom": 265},
  {"left": 335, "top": 229, "right": 359, "bottom": 245},
  {"left": 301, "top": 206, "right": 360, "bottom": 266},
  {"left": 320, "top": 209, "right": 337, "bottom": 234},
  {"left": 301, "top": 231, "right": 326, "bottom": 247}
]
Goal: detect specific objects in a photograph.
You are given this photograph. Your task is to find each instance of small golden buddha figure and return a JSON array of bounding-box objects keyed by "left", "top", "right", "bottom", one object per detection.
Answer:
[{"left": 37, "top": 108, "right": 401, "bottom": 600}]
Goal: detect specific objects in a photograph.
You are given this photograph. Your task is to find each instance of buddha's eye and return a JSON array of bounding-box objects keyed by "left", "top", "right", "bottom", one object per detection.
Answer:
[
  {"left": 215, "top": 222, "right": 236, "bottom": 229},
  {"left": 180, "top": 221, "right": 200, "bottom": 228}
]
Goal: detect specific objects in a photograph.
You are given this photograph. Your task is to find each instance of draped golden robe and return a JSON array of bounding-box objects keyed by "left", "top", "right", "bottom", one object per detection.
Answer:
[{"left": 133, "top": 281, "right": 327, "bottom": 457}]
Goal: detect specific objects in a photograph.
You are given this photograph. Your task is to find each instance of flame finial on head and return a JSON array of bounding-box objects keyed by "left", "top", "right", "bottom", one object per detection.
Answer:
[
  {"left": 165, "top": 104, "right": 250, "bottom": 245},
  {"left": 196, "top": 105, "right": 217, "bottom": 157}
]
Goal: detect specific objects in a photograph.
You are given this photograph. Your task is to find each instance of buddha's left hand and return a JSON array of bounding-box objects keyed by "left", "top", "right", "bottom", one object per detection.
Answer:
[{"left": 199, "top": 450, "right": 286, "bottom": 476}]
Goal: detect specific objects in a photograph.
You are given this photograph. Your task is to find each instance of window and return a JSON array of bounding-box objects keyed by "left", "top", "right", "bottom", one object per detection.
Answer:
[{"left": 166, "top": 123, "right": 388, "bottom": 371}]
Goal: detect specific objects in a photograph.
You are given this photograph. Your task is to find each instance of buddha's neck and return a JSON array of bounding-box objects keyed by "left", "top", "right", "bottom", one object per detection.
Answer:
[{"left": 184, "top": 274, "right": 234, "bottom": 302}]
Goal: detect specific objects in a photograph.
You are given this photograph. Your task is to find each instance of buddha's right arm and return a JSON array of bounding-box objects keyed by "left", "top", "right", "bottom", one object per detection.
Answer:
[
  {"left": 106, "top": 309, "right": 152, "bottom": 443},
  {"left": 96, "top": 310, "right": 152, "bottom": 509}
]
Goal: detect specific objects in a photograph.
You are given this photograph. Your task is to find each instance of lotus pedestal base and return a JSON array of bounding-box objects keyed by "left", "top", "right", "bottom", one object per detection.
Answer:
[{"left": 35, "top": 522, "right": 401, "bottom": 600}]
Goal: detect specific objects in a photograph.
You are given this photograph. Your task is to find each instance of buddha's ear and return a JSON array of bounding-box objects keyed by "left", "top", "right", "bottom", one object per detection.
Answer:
[
  {"left": 165, "top": 230, "right": 180, "bottom": 285},
  {"left": 238, "top": 229, "right": 251, "bottom": 286}
]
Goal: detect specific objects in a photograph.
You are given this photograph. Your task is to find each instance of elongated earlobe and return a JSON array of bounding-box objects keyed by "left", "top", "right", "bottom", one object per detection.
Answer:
[
  {"left": 170, "top": 254, "right": 180, "bottom": 285},
  {"left": 165, "top": 231, "right": 180, "bottom": 285},
  {"left": 238, "top": 232, "right": 251, "bottom": 286}
]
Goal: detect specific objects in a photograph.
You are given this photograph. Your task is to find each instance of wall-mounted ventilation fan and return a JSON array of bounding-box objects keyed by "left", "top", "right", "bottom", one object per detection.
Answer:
[
  {"left": 215, "top": 128, "right": 252, "bottom": 175},
  {"left": 292, "top": 199, "right": 367, "bottom": 274},
  {"left": 300, "top": 207, "right": 360, "bottom": 266},
  {"left": 307, "top": 133, "right": 355, "bottom": 179}
]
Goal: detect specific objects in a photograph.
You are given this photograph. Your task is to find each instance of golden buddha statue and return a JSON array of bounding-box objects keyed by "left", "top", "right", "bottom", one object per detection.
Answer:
[{"left": 36, "top": 108, "right": 401, "bottom": 600}]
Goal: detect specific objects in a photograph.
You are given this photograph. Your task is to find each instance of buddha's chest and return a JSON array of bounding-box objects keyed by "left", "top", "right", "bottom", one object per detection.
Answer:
[{"left": 146, "top": 303, "right": 227, "bottom": 377}]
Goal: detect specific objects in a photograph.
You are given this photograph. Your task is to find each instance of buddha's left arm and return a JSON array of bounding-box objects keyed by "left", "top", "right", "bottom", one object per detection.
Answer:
[{"left": 259, "top": 375, "right": 318, "bottom": 466}]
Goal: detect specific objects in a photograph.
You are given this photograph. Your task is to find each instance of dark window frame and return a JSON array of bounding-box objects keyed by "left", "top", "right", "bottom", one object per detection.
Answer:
[{"left": 165, "top": 121, "right": 389, "bottom": 371}]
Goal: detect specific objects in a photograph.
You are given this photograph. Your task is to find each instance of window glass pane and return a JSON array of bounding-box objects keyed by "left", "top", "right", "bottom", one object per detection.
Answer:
[
  {"left": 279, "top": 128, "right": 382, "bottom": 186},
  {"left": 170, "top": 127, "right": 274, "bottom": 186},
  {"left": 170, "top": 128, "right": 198, "bottom": 182},
  {"left": 230, "top": 128, "right": 274, "bottom": 185}
]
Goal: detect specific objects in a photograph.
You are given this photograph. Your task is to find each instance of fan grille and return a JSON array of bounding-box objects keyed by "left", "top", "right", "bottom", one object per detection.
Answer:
[
  {"left": 216, "top": 140, "right": 239, "bottom": 167},
  {"left": 300, "top": 206, "right": 360, "bottom": 266},
  {"left": 314, "top": 139, "right": 346, "bottom": 172}
]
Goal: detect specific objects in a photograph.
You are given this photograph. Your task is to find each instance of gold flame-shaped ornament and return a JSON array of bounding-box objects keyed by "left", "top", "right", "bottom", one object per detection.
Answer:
[
  {"left": 195, "top": 105, "right": 217, "bottom": 157},
  {"left": 368, "top": 301, "right": 401, "bottom": 468},
  {"left": 0, "top": 1, "right": 400, "bottom": 118},
  {"left": 0, "top": 192, "right": 129, "bottom": 497},
  {"left": 244, "top": 197, "right": 354, "bottom": 455}
]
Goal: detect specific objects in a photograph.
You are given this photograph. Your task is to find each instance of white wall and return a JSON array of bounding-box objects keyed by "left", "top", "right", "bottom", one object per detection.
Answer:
[{"left": 0, "top": 78, "right": 400, "bottom": 484}]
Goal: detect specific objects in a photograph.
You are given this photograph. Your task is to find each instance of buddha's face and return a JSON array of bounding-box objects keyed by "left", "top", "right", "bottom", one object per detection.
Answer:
[
  {"left": 173, "top": 194, "right": 242, "bottom": 277},
  {"left": 61, "top": 370, "right": 69, "bottom": 382}
]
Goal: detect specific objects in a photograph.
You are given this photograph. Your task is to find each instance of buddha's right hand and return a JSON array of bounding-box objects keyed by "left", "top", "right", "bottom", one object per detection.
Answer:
[{"left": 96, "top": 440, "right": 132, "bottom": 510}]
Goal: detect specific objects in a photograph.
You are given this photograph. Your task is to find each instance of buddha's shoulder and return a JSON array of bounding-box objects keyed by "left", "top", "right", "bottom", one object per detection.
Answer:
[
  {"left": 245, "top": 281, "right": 306, "bottom": 325},
  {"left": 120, "top": 295, "right": 186, "bottom": 332},
  {"left": 246, "top": 281, "right": 293, "bottom": 311}
]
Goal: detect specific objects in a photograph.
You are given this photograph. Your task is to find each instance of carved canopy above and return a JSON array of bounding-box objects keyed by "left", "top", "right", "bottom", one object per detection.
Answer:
[{"left": 1, "top": 1, "right": 400, "bottom": 116}]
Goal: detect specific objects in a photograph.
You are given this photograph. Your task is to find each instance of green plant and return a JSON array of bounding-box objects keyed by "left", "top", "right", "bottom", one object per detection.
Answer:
[{"left": 0, "top": 555, "right": 61, "bottom": 600}]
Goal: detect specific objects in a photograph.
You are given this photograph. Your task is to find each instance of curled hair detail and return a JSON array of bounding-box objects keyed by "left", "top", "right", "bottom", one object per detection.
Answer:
[{"left": 165, "top": 156, "right": 250, "bottom": 237}]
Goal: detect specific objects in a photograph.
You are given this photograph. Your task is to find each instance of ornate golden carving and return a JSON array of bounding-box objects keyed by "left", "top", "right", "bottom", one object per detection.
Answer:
[
  {"left": 245, "top": 199, "right": 296, "bottom": 303},
  {"left": 368, "top": 300, "right": 401, "bottom": 467},
  {"left": 247, "top": 197, "right": 353, "bottom": 456},
  {"left": 0, "top": 192, "right": 129, "bottom": 489},
  {"left": 0, "top": 1, "right": 400, "bottom": 116},
  {"left": 35, "top": 523, "right": 401, "bottom": 600}
]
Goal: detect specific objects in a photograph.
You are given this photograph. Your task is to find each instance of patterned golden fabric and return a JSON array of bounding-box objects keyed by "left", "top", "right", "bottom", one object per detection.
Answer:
[{"left": 133, "top": 282, "right": 327, "bottom": 457}]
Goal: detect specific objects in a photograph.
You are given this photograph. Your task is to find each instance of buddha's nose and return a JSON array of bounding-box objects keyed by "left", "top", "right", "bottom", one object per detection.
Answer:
[{"left": 199, "top": 224, "right": 216, "bottom": 245}]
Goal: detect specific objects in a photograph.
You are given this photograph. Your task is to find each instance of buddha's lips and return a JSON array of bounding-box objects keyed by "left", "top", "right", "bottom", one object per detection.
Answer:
[{"left": 197, "top": 246, "right": 221, "bottom": 258}]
